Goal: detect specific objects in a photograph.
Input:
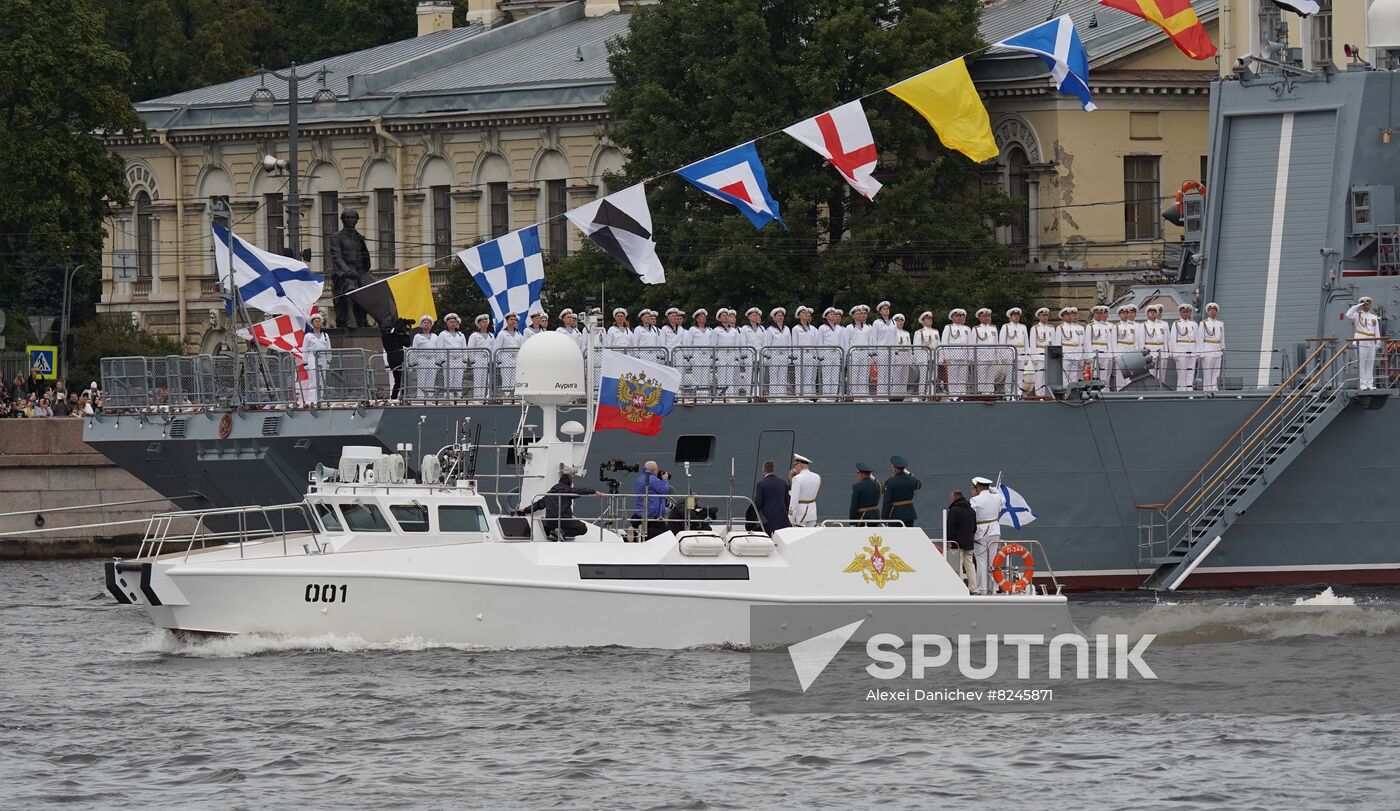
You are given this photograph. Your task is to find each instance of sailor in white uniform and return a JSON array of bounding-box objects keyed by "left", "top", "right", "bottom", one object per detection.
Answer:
[
  {"left": 870, "top": 301, "right": 898, "bottom": 396},
  {"left": 1029, "top": 307, "right": 1054, "bottom": 396},
  {"left": 817, "top": 307, "right": 848, "bottom": 398},
  {"left": 711, "top": 308, "right": 744, "bottom": 398},
  {"left": 788, "top": 453, "right": 822, "bottom": 527},
  {"left": 1052, "top": 307, "right": 1087, "bottom": 389},
  {"left": 1346, "top": 296, "right": 1383, "bottom": 390},
  {"left": 968, "top": 476, "right": 1005, "bottom": 595},
  {"left": 300, "top": 312, "right": 331, "bottom": 405},
  {"left": 846, "top": 305, "right": 877, "bottom": 396},
  {"left": 1113, "top": 305, "right": 1143, "bottom": 390},
  {"left": 494, "top": 313, "right": 525, "bottom": 394},
  {"left": 765, "top": 307, "right": 793, "bottom": 396},
  {"left": 605, "top": 308, "right": 633, "bottom": 349},
  {"left": 407, "top": 314, "right": 438, "bottom": 400},
  {"left": 912, "top": 311, "right": 939, "bottom": 395},
  {"left": 889, "top": 313, "right": 915, "bottom": 395},
  {"left": 1170, "top": 304, "right": 1200, "bottom": 391},
  {"left": 555, "top": 309, "right": 587, "bottom": 355},
  {"left": 632, "top": 309, "right": 664, "bottom": 353},
  {"left": 1086, "top": 305, "right": 1115, "bottom": 384},
  {"left": 999, "top": 307, "right": 1030, "bottom": 397},
  {"left": 660, "top": 308, "right": 688, "bottom": 352},
  {"left": 467, "top": 314, "right": 494, "bottom": 399},
  {"left": 522, "top": 311, "right": 549, "bottom": 343},
  {"left": 1199, "top": 303, "right": 1225, "bottom": 392},
  {"left": 941, "top": 308, "right": 972, "bottom": 396},
  {"left": 971, "top": 307, "right": 1000, "bottom": 395},
  {"left": 1142, "top": 304, "right": 1169, "bottom": 382},
  {"left": 738, "top": 307, "right": 767, "bottom": 396},
  {"left": 436, "top": 312, "right": 469, "bottom": 399},
  {"left": 684, "top": 309, "right": 714, "bottom": 398},
  {"left": 790, "top": 305, "right": 820, "bottom": 397}
]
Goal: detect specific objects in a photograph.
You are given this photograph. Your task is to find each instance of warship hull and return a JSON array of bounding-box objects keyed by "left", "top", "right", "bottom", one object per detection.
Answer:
[{"left": 82, "top": 391, "right": 1400, "bottom": 591}]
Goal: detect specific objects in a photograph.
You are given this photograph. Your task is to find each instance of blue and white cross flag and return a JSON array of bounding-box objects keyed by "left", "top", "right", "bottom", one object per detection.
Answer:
[
  {"left": 458, "top": 226, "right": 546, "bottom": 333},
  {"left": 996, "top": 15, "right": 1096, "bottom": 112},
  {"left": 999, "top": 483, "right": 1039, "bottom": 529},
  {"left": 213, "top": 222, "right": 324, "bottom": 317}
]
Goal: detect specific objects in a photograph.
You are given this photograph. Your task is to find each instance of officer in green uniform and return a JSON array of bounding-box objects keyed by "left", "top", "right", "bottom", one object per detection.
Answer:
[
  {"left": 849, "top": 462, "right": 882, "bottom": 521},
  {"left": 881, "top": 455, "right": 921, "bottom": 526}
]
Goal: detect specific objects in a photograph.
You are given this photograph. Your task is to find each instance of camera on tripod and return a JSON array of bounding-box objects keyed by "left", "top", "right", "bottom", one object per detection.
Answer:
[{"left": 598, "top": 458, "right": 640, "bottom": 494}]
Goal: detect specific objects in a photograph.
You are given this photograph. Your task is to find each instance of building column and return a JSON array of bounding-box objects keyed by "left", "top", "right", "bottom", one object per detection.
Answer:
[{"left": 1026, "top": 176, "right": 1041, "bottom": 265}]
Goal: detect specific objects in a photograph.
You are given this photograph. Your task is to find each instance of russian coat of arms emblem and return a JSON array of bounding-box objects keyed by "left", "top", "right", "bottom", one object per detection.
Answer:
[
  {"left": 842, "top": 535, "right": 916, "bottom": 589},
  {"left": 616, "top": 372, "right": 662, "bottom": 423}
]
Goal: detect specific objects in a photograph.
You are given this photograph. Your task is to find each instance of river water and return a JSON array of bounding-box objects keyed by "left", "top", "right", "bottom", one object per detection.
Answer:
[{"left": 3, "top": 560, "right": 1398, "bottom": 809}]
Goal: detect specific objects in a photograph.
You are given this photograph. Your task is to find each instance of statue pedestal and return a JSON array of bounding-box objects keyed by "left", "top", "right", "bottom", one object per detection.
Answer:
[{"left": 325, "top": 327, "right": 385, "bottom": 354}]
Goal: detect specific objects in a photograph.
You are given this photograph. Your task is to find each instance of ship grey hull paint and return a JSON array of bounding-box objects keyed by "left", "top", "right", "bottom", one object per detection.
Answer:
[{"left": 84, "top": 394, "right": 1400, "bottom": 590}]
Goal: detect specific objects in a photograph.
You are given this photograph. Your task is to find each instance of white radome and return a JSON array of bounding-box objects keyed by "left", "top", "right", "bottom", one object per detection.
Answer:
[
  {"left": 1370, "top": 0, "right": 1400, "bottom": 51},
  {"left": 513, "top": 330, "right": 586, "bottom": 403}
]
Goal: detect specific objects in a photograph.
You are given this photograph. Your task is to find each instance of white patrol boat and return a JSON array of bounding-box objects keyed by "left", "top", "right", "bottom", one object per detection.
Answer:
[{"left": 104, "top": 333, "right": 1074, "bottom": 648}]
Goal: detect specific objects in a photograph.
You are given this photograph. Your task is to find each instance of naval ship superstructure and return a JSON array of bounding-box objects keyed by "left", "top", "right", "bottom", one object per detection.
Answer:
[{"left": 84, "top": 12, "right": 1400, "bottom": 591}]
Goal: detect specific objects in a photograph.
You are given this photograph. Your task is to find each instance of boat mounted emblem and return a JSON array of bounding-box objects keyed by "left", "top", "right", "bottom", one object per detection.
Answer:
[
  {"left": 616, "top": 372, "right": 662, "bottom": 424},
  {"left": 842, "top": 535, "right": 915, "bottom": 589}
]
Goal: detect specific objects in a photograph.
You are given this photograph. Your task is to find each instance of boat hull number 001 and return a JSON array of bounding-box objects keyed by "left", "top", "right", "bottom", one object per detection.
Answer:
[{"left": 305, "top": 583, "right": 348, "bottom": 603}]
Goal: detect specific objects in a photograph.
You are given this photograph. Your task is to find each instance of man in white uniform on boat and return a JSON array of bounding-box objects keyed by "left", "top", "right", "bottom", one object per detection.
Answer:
[
  {"left": 684, "top": 308, "right": 714, "bottom": 398},
  {"left": 968, "top": 476, "right": 1005, "bottom": 595},
  {"left": 999, "top": 307, "right": 1029, "bottom": 397},
  {"left": 1086, "top": 305, "right": 1115, "bottom": 384},
  {"left": 711, "top": 308, "right": 743, "bottom": 398},
  {"left": 765, "top": 307, "right": 792, "bottom": 397},
  {"left": 605, "top": 308, "right": 632, "bottom": 349},
  {"left": 914, "top": 311, "right": 940, "bottom": 394},
  {"left": 817, "top": 307, "right": 848, "bottom": 398},
  {"left": 494, "top": 313, "right": 525, "bottom": 393},
  {"left": 555, "top": 309, "right": 587, "bottom": 355},
  {"left": 1198, "top": 303, "right": 1225, "bottom": 391},
  {"left": 408, "top": 315, "right": 438, "bottom": 400},
  {"left": 1114, "top": 305, "right": 1143, "bottom": 390},
  {"left": 301, "top": 312, "right": 331, "bottom": 404},
  {"left": 467, "top": 314, "right": 494, "bottom": 399},
  {"left": 971, "top": 307, "right": 999, "bottom": 395},
  {"left": 1142, "top": 304, "right": 1169, "bottom": 382},
  {"left": 788, "top": 453, "right": 821, "bottom": 527},
  {"left": 790, "top": 305, "right": 820, "bottom": 397},
  {"left": 436, "top": 312, "right": 469, "bottom": 399},
  {"left": 1029, "top": 307, "right": 1054, "bottom": 396},
  {"left": 1170, "top": 303, "right": 1200, "bottom": 391},
  {"left": 1346, "top": 296, "right": 1383, "bottom": 390},
  {"left": 941, "top": 308, "right": 972, "bottom": 396}
]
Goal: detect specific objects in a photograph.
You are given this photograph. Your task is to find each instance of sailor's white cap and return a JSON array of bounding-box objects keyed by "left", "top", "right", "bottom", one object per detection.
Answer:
[
  {"left": 894, "top": 313, "right": 906, "bottom": 321},
  {"left": 310, "top": 312, "right": 323, "bottom": 322},
  {"left": 692, "top": 308, "right": 708, "bottom": 317},
  {"left": 949, "top": 308, "right": 966, "bottom": 318},
  {"left": 1205, "top": 302, "right": 1219, "bottom": 311},
  {"left": 1145, "top": 303, "right": 1163, "bottom": 313},
  {"left": 770, "top": 306, "right": 786, "bottom": 317},
  {"left": 745, "top": 307, "right": 762, "bottom": 317},
  {"left": 1091, "top": 304, "right": 1109, "bottom": 313},
  {"left": 665, "top": 307, "right": 682, "bottom": 316},
  {"left": 444, "top": 312, "right": 461, "bottom": 323},
  {"left": 877, "top": 300, "right": 892, "bottom": 310},
  {"left": 1178, "top": 303, "right": 1194, "bottom": 312},
  {"left": 638, "top": 308, "right": 654, "bottom": 318},
  {"left": 1360, "top": 296, "right": 1373, "bottom": 304},
  {"left": 559, "top": 308, "right": 574, "bottom": 318},
  {"left": 975, "top": 307, "right": 992, "bottom": 317},
  {"left": 852, "top": 304, "right": 870, "bottom": 314},
  {"left": 1035, "top": 307, "right": 1050, "bottom": 316},
  {"left": 531, "top": 310, "right": 547, "bottom": 319},
  {"left": 475, "top": 314, "right": 490, "bottom": 324},
  {"left": 1006, "top": 307, "right": 1022, "bottom": 317},
  {"left": 1117, "top": 303, "right": 1132, "bottom": 312},
  {"left": 795, "top": 305, "right": 813, "bottom": 315},
  {"left": 717, "top": 307, "right": 732, "bottom": 317},
  {"left": 971, "top": 476, "right": 994, "bottom": 486},
  {"left": 1059, "top": 307, "right": 1073, "bottom": 317},
  {"left": 919, "top": 311, "right": 934, "bottom": 321},
  {"left": 504, "top": 311, "right": 519, "bottom": 320},
  {"left": 613, "top": 307, "right": 628, "bottom": 317},
  {"left": 823, "top": 306, "right": 842, "bottom": 317},
  {"left": 793, "top": 453, "right": 812, "bottom": 464},
  {"left": 419, "top": 314, "right": 435, "bottom": 325}
]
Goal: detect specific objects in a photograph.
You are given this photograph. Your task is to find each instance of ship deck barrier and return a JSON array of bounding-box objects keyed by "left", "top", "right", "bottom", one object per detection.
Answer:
[{"left": 91, "top": 342, "right": 1377, "bottom": 412}]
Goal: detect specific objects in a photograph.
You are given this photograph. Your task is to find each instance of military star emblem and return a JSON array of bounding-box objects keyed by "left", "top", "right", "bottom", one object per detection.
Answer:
[{"left": 842, "top": 535, "right": 916, "bottom": 589}]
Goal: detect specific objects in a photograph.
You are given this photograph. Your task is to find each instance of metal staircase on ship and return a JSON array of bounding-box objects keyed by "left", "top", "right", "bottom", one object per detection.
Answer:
[{"left": 1136, "top": 341, "right": 1358, "bottom": 591}]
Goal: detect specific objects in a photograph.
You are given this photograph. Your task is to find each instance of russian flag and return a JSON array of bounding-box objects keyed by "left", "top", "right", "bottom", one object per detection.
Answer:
[{"left": 595, "top": 350, "right": 680, "bottom": 436}]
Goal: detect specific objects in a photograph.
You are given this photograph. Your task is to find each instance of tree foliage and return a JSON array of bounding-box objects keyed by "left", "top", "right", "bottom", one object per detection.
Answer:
[
  {"left": 68, "top": 315, "right": 183, "bottom": 388},
  {"left": 0, "top": 0, "right": 144, "bottom": 324},
  {"left": 546, "top": 0, "right": 1040, "bottom": 324}
]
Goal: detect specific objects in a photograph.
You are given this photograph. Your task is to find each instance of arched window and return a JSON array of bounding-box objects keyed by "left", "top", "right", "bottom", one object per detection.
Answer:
[
  {"left": 135, "top": 191, "right": 153, "bottom": 280},
  {"left": 1006, "top": 147, "right": 1030, "bottom": 248}
]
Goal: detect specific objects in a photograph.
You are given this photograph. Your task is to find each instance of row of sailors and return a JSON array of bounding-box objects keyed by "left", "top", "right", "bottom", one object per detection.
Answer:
[{"left": 395, "top": 300, "right": 1228, "bottom": 398}]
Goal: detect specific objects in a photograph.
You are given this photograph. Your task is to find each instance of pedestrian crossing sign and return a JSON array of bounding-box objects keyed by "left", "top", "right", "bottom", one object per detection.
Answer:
[{"left": 28, "top": 345, "right": 58, "bottom": 380}]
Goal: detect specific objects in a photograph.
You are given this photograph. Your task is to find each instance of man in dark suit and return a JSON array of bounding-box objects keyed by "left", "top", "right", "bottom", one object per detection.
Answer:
[
  {"left": 945, "top": 489, "right": 978, "bottom": 593},
  {"left": 753, "top": 459, "right": 791, "bottom": 533}
]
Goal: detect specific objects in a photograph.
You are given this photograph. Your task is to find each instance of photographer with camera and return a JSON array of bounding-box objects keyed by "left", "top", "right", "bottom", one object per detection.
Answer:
[{"left": 631, "top": 460, "right": 673, "bottom": 540}]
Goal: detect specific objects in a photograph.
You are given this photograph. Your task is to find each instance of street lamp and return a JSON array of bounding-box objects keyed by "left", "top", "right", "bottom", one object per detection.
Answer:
[{"left": 249, "top": 64, "right": 337, "bottom": 259}]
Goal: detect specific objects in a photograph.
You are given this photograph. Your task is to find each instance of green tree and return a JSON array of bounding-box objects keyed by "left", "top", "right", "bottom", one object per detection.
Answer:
[
  {"left": 68, "top": 315, "right": 183, "bottom": 388},
  {"left": 0, "top": 0, "right": 145, "bottom": 326},
  {"left": 548, "top": 0, "right": 1038, "bottom": 324}
]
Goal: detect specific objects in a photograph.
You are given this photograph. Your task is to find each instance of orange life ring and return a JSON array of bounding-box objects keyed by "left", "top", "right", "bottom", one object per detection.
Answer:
[
  {"left": 991, "top": 542, "right": 1036, "bottom": 593},
  {"left": 1174, "top": 180, "right": 1207, "bottom": 214}
]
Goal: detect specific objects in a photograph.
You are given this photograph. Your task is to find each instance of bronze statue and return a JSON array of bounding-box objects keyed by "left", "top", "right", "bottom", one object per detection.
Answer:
[{"left": 328, "top": 209, "right": 375, "bottom": 328}]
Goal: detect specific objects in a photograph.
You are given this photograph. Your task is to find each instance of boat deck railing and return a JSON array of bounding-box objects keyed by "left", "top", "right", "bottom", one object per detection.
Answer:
[
  {"left": 136, "top": 502, "right": 320, "bottom": 562},
  {"left": 97, "top": 344, "right": 1312, "bottom": 413}
]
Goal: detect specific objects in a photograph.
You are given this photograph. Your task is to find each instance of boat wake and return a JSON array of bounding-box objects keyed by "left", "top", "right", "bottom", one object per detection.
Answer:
[
  {"left": 137, "top": 630, "right": 487, "bottom": 658},
  {"left": 1088, "top": 589, "right": 1400, "bottom": 645}
]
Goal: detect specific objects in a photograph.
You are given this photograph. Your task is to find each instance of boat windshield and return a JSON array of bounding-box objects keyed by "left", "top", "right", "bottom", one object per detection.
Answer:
[
  {"left": 390, "top": 504, "right": 430, "bottom": 533},
  {"left": 314, "top": 502, "right": 343, "bottom": 534},
  {"left": 439, "top": 505, "right": 488, "bottom": 533},
  {"left": 342, "top": 503, "right": 390, "bottom": 532}
]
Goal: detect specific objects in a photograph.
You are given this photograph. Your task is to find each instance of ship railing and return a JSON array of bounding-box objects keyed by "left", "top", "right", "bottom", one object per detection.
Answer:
[
  {"left": 504, "top": 491, "right": 765, "bottom": 542},
  {"left": 1141, "top": 340, "right": 1353, "bottom": 560},
  {"left": 932, "top": 345, "right": 1020, "bottom": 398},
  {"left": 673, "top": 347, "right": 759, "bottom": 401},
  {"left": 988, "top": 540, "right": 1062, "bottom": 596},
  {"left": 396, "top": 347, "right": 495, "bottom": 403},
  {"left": 309, "top": 348, "right": 376, "bottom": 403},
  {"left": 135, "top": 502, "right": 320, "bottom": 562},
  {"left": 753, "top": 346, "right": 844, "bottom": 399}
]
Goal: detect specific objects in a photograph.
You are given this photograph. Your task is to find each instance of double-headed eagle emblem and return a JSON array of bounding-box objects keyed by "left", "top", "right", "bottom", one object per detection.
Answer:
[
  {"left": 616, "top": 372, "right": 663, "bottom": 423},
  {"left": 843, "top": 535, "right": 916, "bottom": 589}
]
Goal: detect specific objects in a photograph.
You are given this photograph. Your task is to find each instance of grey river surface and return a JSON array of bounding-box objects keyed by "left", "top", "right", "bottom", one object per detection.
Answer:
[{"left": 3, "top": 560, "right": 1399, "bottom": 809}]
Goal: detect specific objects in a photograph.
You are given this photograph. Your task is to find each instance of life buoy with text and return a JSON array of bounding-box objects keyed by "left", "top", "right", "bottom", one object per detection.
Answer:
[
  {"left": 991, "top": 542, "right": 1036, "bottom": 593},
  {"left": 1174, "top": 180, "right": 1206, "bottom": 215}
]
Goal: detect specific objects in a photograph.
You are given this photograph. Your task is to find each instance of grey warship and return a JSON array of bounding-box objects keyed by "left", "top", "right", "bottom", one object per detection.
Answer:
[{"left": 85, "top": 30, "right": 1400, "bottom": 592}]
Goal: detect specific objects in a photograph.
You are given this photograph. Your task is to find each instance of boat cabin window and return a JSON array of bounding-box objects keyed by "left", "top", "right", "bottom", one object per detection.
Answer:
[
  {"left": 341, "top": 503, "right": 390, "bottom": 532},
  {"left": 439, "top": 505, "right": 489, "bottom": 533},
  {"left": 313, "top": 501, "right": 343, "bottom": 533},
  {"left": 390, "top": 504, "right": 430, "bottom": 533}
]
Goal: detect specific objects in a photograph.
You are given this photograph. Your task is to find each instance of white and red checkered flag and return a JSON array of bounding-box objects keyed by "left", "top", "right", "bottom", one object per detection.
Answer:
[
  {"left": 783, "top": 99, "right": 882, "bottom": 200},
  {"left": 238, "top": 309, "right": 313, "bottom": 381}
]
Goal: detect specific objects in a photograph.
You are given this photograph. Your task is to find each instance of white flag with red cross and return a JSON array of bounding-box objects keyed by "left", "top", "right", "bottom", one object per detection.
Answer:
[
  {"left": 238, "top": 309, "right": 314, "bottom": 382},
  {"left": 783, "top": 99, "right": 882, "bottom": 200}
]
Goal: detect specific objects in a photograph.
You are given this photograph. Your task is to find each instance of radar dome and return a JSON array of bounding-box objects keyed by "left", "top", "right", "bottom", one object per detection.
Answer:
[
  {"left": 1371, "top": 0, "right": 1400, "bottom": 51},
  {"left": 514, "top": 331, "right": 587, "bottom": 403}
]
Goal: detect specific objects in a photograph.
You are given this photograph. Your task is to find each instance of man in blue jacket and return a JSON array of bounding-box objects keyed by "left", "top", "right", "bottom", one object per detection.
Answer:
[
  {"left": 632, "top": 461, "right": 673, "bottom": 540},
  {"left": 753, "top": 459, "right": 791, "bottom": 533}
]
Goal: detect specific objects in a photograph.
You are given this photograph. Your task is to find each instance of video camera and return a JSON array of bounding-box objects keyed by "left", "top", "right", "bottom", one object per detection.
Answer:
[{"left": 598, "top": 458, "right": 641, "bottom": 495}]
